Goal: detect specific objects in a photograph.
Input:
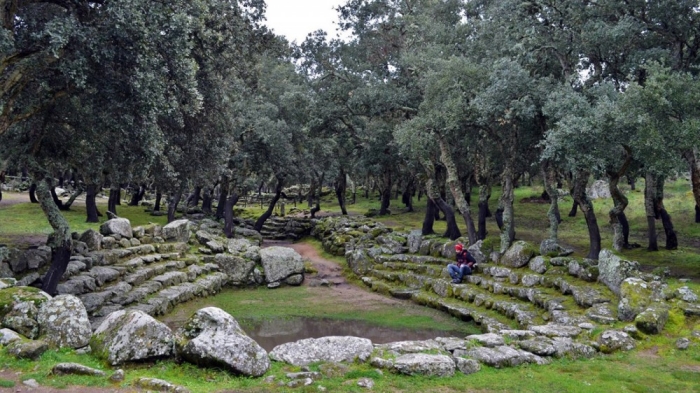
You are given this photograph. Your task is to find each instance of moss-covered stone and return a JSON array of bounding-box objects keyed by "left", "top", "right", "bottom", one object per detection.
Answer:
[{"left": 0, "top": 286, "right": 50, "bottom": 321}]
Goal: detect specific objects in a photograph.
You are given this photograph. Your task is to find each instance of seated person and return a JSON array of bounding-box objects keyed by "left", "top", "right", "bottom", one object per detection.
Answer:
[{"left": 447, "top": 243, "right": 477, "bottom": 284}]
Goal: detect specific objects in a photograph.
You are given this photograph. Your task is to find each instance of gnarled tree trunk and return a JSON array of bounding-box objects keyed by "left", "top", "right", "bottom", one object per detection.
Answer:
[
  {"left": 477, "top": 183, "right": 491, "bottom": 241},
  {"left": 85, "top": 184, "right": 99, "bottom": 223},
  {"left": 167, "top": 185, "right": 184, "bottom": 223},
  {"left": 379, "top": 170, "right": 391, "bottom": 216},
  {"left": 542, "top": 162, "right": 560, "bottom": 242},
  {"left": 607, "top": 146, "right": 632, "bottom": 251},
  {"left": 572, "top": 169, "right": 601, "bottom": 259},
  {"left": 683, "top": 150, "right": 700, "bottom": 223},
  {"left": 644, "top": 172, "right": 658, "bottom": 251},
  {"left": 223, "top": 193, "right": 240, "bottom": 238},
  {"left": 108, "top": 184, "right": 120, "bottom": 215},
  {"left": 310, "top": 171, "right": 324, "bottom": 218},
  {"left": 654, "top": 176, "right": 678, "bottom": 250},
  {"left": 254, "top": 174, "right": 285, "bottom": 232},
  {"left": 437, "top": 136, "right": 476, "bottom": 245},
  {"left": 216, "top": 176, "right": 229, "bottom": 220},
  {"left": 334, "top": 168, "right": 348, "bottom": 215},
  {"left": 35, "top": 177, "right": 72, "bottom": 296},
  {"left": 202, "top": 187, "right": 213, "bottom": 215},
  {"left": 422, "top": 159, "right": 460, "bottom": 240},
  {"left": 498, "top": 165, "right": 515, "bottom": 253},
  {"left": 422, "top": 197, "right": 437, "bottom": 236}
]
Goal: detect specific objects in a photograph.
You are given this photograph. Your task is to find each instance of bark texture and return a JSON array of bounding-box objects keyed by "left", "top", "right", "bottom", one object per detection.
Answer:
[
  {"left": 438, "top": 136, "right": 476, "bottom": 245},
  {"left": 683, "top": 150, "right": 700, "bottom": 223},
  {"left": 607, "top": 147, "right": 632, "bottom": 251},
  {"left": 35, "top": 177, "right": 72, "bottom": 296},
  {"left": 572, "top": 170, "right": 601, "bottom": 259},
  {"left": 542, "top": 163, "right": 559, "bottom": 242}
]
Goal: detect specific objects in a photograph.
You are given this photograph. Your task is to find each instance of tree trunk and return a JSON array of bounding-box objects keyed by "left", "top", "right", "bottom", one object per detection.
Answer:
[
  {"left": 379, "top": 170, "right": 391, "bottom": 216},
  {"left": 543, "top": 162, "right": 560, "bottom": 242},
  {"left": 607, "top": 146, "right": 632, "bottom": 251},
  {"left": 187, "top": 186, "right": 202, "bottom": 208},
  {"left": 683, "top": 150, "right": 700, "bottom": 223},
  {"left": 85, "top": 184, "right": 99, "bottom": 223},
  {"left": 310, "top": 172, "right": 324, "bottom": 218},
  {"left": 401, "top": 178, "right": 414, "bottom": 212},
  {"left": 644, "top": 172, "right": 658, "bottom": 251},
  {"left": 477, "top": 184, "right": 492, "bottom": 241},
  {"left": 128, "top": 184, "right": 146, "bottom": 206},
  {"left": 35, "top": 177, "right": 72, "bottom": 296},
  {"left": 108, "top": 185, "right": 120, "bottom": 215},
  {"left": 572, "top": 170, "right": 601, "bottom": 259},
  {"left": 167, "top": 186, "right": 184, "bottom": 223},
  {"left": 422, "top": 197, "right": 437, "bottom": 235},
  {"left": 60, "top": 186, "right": 83, "bottom": 211},
  {"left": 202, "top": 187, "right": 213, "bottom": 215},
  {"left": 223, "top": 193, "right": 240, "bottom": 238},
  {"left": 422, "top": 160, "right": 460, "bottom": 240},
  {"left": 154, "top": 191, "right": 162, "bottom": 212},
  {"left": 499, "top": 166, "right": 516, "bottom": 253},
  {"left": 654, "top": 177, "right": 678, "bottom": 250},
  {"left": 334, "top": 169, "right": 348, "bottom": 215},
  {"left": 254, "top": 175, "right": 285, "bottom": 232},
  {"left": 437, "top": 136, "right": 476, "bottom": 244},
  {"left": 216, "top": 176, "right": 229, "bottom": 220},
  {"left": 29, "top": 183, "right": 39, "bottom": 203}
]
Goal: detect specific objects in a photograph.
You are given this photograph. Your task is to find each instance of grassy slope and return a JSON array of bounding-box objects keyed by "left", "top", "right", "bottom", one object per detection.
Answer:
[{"left": 0, "top": 181, "right": 699, "bottom": 392}]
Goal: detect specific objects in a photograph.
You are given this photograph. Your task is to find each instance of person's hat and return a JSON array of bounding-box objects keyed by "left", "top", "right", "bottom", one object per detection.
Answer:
[{"left": 455, "top": 244, "right": 463, "bottom": 252}]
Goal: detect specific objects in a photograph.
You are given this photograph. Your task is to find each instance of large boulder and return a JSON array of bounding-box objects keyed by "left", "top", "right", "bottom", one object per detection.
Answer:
[
  {"left": 90, "top": 310, "right": 174, "bottom": 365},
  {"left": 500, "top": 241, "right": 537, "bottom": 268},
  {"left": 467, "top": 240, "right": 487, "bottom": 264},
  {"left": 0, "top": 286, "right": 51, "bottom": 321},
  {"left": 162, "top": 219, "right": 192, "bottom": 243},
  {"left": 175, "top": 307, "right": 269, "bottom": 377},
  {"left": 392, "top": 353, "right": 455, "bottom": 377},
  {"left": 100, "top": 218, "right": 133, "bottom": 239},
  {"left": 259, "top": 247, "right": 304, "bottom": 284},
  {"left": 37, "top": 295, "right": 91, "bottom": 349},
  {"left": 214, "top": 254, "right": 255, "bottom": 286},
  {"left": 598, "top": 249, "right": 640, "bottom": 295},
  {"left": 269, "top": 336, "right": 373, "bottom": 366},
  {"left": 635, "top": 304, "right": 670, "bottom": 334},
  {"left": 596, "top": 330, "right": 636, "bottom": 353},
  {"left": 79, "top": 229, "right": 103, "bottom": 251}
]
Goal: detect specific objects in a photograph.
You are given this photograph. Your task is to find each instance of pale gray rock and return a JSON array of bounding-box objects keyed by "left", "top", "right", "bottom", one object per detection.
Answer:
[
  {"left": 2, "top": 301, "right": 39, "bottom": 339},
  {"left": 618, "top": 278, "right": 651, "bottom": 321},
  {"left": 357, "top": 377, "right": 375, "bottom": 389},
  {"left": 467, "top": 240, "right": 487, "bottom": 264},
  {"left": 100, "top": 218, "right": 133, "bottom": 239},
  {"left": 214, "top": 254, "right": 254, "bottom": 286},
  {"left": 345, "top": 249, "right": 374, "bottom": 275},
  {"left": 162, "top": 219, "right": 192, "bottom": 243},
  {"left": 0, "top": 328, "right": 22, "bottom": 345},
  {"left": 51, "top": 363, "right": 106, "bottom": 377},
  {"left": 374, "top": 340, "right": 443, "bottom": 355},
  {"left": 586, "top": 303, "right": 617, "bottom": 325},
  {"left": 135, "top": 377, "right": 190, "bottom": 393},
  {"left": 195, "top": 230, "right": 215, "bottom": 245},
  {"left": 206, "top": 241, "right": 225, "bottom": 253},
  {"left": 370, "top": 357, "right": 394, "bottom": 369},
  {"left": 539, "top": 239, "right": 573, "bottom": 257},
  {"left": 598, "top": 249, "right": 640, "bottom": 295},
  {"left": 118, "top": 238, "right": 131, "bottom": 248},
  {"left": 227, "top": 238, "right": 253, "bottom": 254},
  {"left": 91, "top": 310, "right": 174, "bottom": 365},
  {"left": 530, "top": 324, "right": 582, "bottom": 338},
  {"left": 435, "top": 336, "right": 466, "bottom": 352},
  {"left": 500, "top": 241, "right": 536, "bottom": 268},
  {"left": 132, "top": 226, "right": 145, "bottom": 238},
  {"left": 110, "top": 369, "right": 125, "bottom": 382},
  {"left": 8, "top": 339, "right": 48, "bottom": 360},
  {"left": 518, "top": 336, "right": 556, "bottom": 356},
  {"left": 392, "top": 353, "right": 455, "bottom": 377},
  {"left": 37, "top": 295, "right": 91, "bottom": 349},
  {"left": 260, "top": 246, "right": 304, "bottom": 283},
  {"left": 175, "top": 307, "right": 269, "bottom": 377},
  {"left": 551, "top": 338, "right": 597, "bottom": 359},
  {"left": 458, "top": 345, "right": 546, "bottom": 368},
  {"left": 454, "top": 357, "right": 481, "bottom": 375},
  {"left": 407, "top": 230, "right": 422, "bottom": 254},
  {"left": 499, "top": 330, "right": 536, "bottom": 341},
  {"left": 285, "top": 274, "right": 304, "bottom": 286},
  {"left": 596, "top": 330, "right": 636, "bottom": 353},
  {"left": 489, "top": 266, "right": 512, "bottom": 278},
  {"left": 634, "top": 304, "right": 669, "bottom": 335},
  {"left": 269, "top": 336, "right": 373, "bottom": 366},
  {"left": 528, "top": 256, "right": 548, "bottom": 274},
  {"left": 676, "top": 338, "right": 690, "bottom": 350},
  {"left": 0, "top": 277, "right": 17, "bottom": 289},
  {"left": 466, "top": 333, "right": 504, "bottom": 348},
  {"left": 674, "top": 286, "right": 698, "bottom": 303},
  {"left": 23, "top": 379, "right": 40, "bottom": 388}
]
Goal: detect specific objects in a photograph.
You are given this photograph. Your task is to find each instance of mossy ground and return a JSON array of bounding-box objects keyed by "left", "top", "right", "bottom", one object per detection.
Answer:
[{"left": 0, "top": 180, "right": 699, "bottom": 392}]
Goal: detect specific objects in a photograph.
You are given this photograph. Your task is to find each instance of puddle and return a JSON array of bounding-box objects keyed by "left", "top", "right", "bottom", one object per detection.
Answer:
[{"left": 165, "top": 316, "right": 466, "bottom": 352}]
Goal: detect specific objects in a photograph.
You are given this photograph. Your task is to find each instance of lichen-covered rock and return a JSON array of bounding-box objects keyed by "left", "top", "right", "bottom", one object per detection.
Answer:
[
  {"left": 518, "top": 336, "right": 556, "bottom": 356},
  {"left": 634, "top": 304, "right": 669, "bottom": 335},
  {"left": 2, "top": 301, "right": 39, "bottom": 339},
  {"left": 100, "top": 218, "right": 133, "bottom": 239},
  {"left": 7, "top": 339, "right": 48, "bottom": 360},
  {"left": 500, "top": 241, "right": 537, "bottom": 268},
  {"left": 674, "top": 286, "right": 698, "bottom": 303},
  {"left": 407, "top": 230, "right": 422, "bottom": 254},
  {"left": 598, "top": 249, "right": 640, "bottom": 295},
  {"left": 467, "top": 240, "right": 487, "bottom": 264},
  {"left": 90, "top": 310, "right": 174, "bottom": 365},
  {"left": 195, "top": 230, "right": 215, "bottom": 245},
  {"left": 213, "top": 254, "right": 254, "bottom": 286},
  {"left": 16, "top": 246, "right": 51, "bottom": 272},
  {"left": 0, "top": 328, "right": 22, "bottom": 345},
  {"left": 455, "top": 357, "right": 481, "bottom": 375},
  {"left": 539, "top": 239, "right": 573, "bottom": 257},
  {"left": 259, "top": 246, "right": 304, "bottom": 283},
  {"left": 392, "top": 353, "right": 455, "bottom": 377},
  {"left": 457, "top": 345, "right": 546, "bottom": 368},
  {"left": 374, "top": 340, "right": 444, "bottom": 355},
  {"left": 269, "top": 336, "right": 373, "bottom": 366},
  {"left": 285, "top": 274, "right": 304, "bottom": 286},
  {"left": 586, "top": 303, "right": 617, "bottom": 324},
  {"left": 51, "top": 363, "right": 106, "bottom": 377},
  {"left": 0, "top": 286, "right": 51, "bottom": 320},
  {"left": 618, "top": 277, "right": 652, "bottom": 322},
  {"left": 162, "top": 219, "right": 192, "bottom": 243},
  {"left": 530, "top": 324, "right": 582, "bottom": 338},
  {"left": 175, "top": 307, "right": 269, "bottom": 377},
  {"left": 528, "top": 256, "right": 548, "bottom": 274},
  {"left": 551, "top": 338, "right": 597, "bottom": 359},
  {"left": 596, "top": 330, "right": 636, "bottom": 353},
  {"left": 37, "top": 295, "right": 92, "bottom": 349},
  {"left": 227, "top": 238, "right": 253, "bottom": 254},
  {"left": 466, "top": 333, "right": 505, "bottom": 348},
  {"left": 134, "top": 378, "right": 190, "bottom": 393},
  {"left": 345, "top": 249, "right": 374, "bottom": 275}
]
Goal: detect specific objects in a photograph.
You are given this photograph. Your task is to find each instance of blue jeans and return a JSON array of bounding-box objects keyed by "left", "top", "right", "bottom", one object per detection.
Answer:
[{"left": 448, "top": 264, "right": 472, "bottom": 282}]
